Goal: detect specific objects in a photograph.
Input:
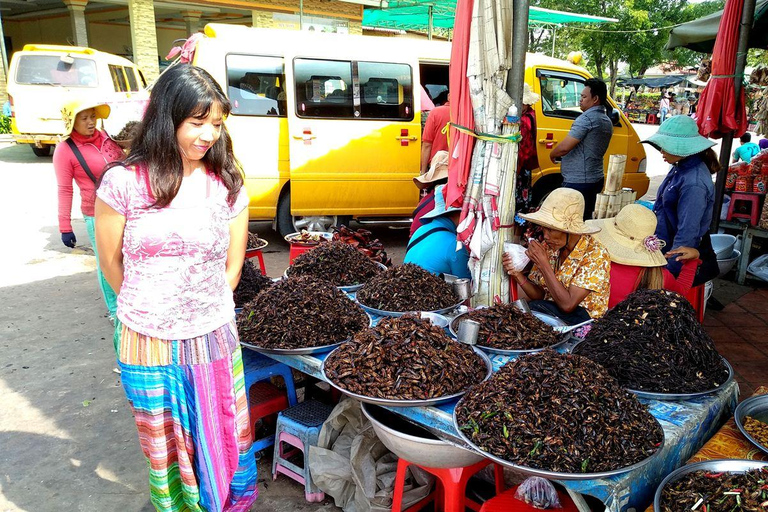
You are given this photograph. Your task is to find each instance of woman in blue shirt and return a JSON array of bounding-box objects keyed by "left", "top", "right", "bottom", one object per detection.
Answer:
[
  {"left": 404, "top": 184, "right": 471, "bottom": 279},
  {"left": 641, "top": 115, "right": 720, "bottom": 285}
]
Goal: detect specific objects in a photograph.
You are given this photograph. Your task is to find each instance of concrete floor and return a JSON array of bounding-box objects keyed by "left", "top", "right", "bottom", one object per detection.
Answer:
[{"left": 0, "top": 122, "right": 760, "bottom": 512}]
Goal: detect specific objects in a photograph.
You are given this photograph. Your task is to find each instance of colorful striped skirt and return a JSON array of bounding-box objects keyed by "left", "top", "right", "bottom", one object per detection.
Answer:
[{"left": 117, "top": 320, "right": 258, "bottom": 512}]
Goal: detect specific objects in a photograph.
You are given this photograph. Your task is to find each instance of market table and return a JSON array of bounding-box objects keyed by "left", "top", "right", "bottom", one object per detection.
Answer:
[{"left": 253, "top": 347, "right": 739, "bottom": 512}]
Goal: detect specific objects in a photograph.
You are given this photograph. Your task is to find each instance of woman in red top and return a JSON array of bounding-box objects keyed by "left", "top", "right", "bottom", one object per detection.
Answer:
[
  {"left": 516, "top": 83, "right": 540, "bottom": 215},
  {"left": 586, "top": 203, "right": 700, "bottom": 309},
  {"left": 53, "top": 100, "right": 124, "bottom": 322}
]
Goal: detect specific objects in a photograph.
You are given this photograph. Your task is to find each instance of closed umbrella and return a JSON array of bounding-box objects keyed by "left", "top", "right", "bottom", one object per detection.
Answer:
[{"left": 696, "top": 0, "right": 748, "bottom": 139}]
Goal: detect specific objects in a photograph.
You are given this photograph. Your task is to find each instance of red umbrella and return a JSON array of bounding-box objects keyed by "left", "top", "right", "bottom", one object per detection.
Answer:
[
  {"left": 445, "top": 0, "right": 476, "bottom": 208},
  {"left": 697, "top": 0, "right": 748, "bottom": 139}
]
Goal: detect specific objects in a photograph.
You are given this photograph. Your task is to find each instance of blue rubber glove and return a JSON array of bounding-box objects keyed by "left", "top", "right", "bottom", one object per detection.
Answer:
[{"left": 61, "top": 232, "right": 76, "bottom": 248}]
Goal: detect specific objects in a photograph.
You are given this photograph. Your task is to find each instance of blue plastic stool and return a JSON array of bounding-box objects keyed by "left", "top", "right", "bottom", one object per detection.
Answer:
[
  {"left": 241, "top": 349, "right": 298, "bottom": 452},
  {"left": 272, "top": 400, "right": 334, "bottom": 502}
]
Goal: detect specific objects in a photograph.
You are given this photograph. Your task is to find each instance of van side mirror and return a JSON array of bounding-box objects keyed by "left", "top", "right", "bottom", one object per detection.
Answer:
[{"left": 610, "top": 107, "right": 621, "bottom": 126}]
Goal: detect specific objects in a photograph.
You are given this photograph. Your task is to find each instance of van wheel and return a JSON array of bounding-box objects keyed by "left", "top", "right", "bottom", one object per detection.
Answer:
[
  {"left": 276, "top": 191, "right": 350, "bottom": 239},
  {"left": 531, "top": 174, "right": 563, "bottom": 207},
  {"left": 31, "top": 145, "right": 51, "bottom": 157}
]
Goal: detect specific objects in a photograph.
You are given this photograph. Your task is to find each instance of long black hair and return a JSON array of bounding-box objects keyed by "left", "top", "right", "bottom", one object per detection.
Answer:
[{"left": 119, "top": 64, "right": 243, "bottom": 208}]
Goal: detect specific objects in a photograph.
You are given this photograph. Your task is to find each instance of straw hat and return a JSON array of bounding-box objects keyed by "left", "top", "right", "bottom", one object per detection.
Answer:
[
  {"left": 519, "top": 188, "right": 600, "bottom": 235},
  {"left": 586, "top": 204, "right": 667, "bottom": 267},
  {"left": 641, "top": 115, "right": 715, "bottom": 158},
  {"left": 61, "top": 99, "right": 111, "bottom": 134},
  {"left": 523, "top": 83, "right": 540, "bottom": 106},
  {"left": 414, "top": 150, "right": 449, "bottom": 190},
  {"left": 421, "top": 184, "right": 461, "bottom": 220}
]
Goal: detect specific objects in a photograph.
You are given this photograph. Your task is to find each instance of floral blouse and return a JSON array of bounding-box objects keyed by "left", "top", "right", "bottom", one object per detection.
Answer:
[{"left": 528, "top": 234, "right": 611, "bottom": 318}]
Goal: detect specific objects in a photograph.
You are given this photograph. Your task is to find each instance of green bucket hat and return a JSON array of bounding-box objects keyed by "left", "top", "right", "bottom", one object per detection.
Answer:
[{"left": 640, "top": 115, "right": 715, "bottom": 158}]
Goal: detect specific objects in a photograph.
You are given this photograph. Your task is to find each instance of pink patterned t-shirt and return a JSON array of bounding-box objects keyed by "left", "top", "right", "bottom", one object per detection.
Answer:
[{"left": 97, "top": 165, "right": 249, "bottom": 339}]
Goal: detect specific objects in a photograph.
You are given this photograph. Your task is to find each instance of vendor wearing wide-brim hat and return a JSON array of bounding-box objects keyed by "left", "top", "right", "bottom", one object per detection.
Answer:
[
  {"left": 404, "top": 184, "right": 471, "bottom": 279},
  {"left": 640, "top": 115, "right": 720, "bottom": 285},
  {"left": 502, "top": 188, "right": 611, "bottom": 324}
]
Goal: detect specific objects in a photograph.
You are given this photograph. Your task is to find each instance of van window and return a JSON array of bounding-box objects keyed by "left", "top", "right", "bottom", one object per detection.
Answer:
[
  {"left": 109, "top": 64, "right": 128, "bottom": 92},
  {"left": 420, "top": 63, "right": 449, "bottom": 106},
  {"left": 226, "top": 54, "right": 287, "bottom": 117},
  {"left": 15, "top": 55, "right": 98, "bottom": 87},
  {"left": 137, "top": 69, "right": 147, "bottom": 89},
  {"left": 538, "top": 71, "right": 585, "bottom": 120},
  {"left": 294, "top": 58, "right": 354, "bottom": 119},
  {"left": 358, "top": 62, "right": 413, "bottom": 120},
  {"left": 125, "top": 67, "right": 139, "bottom": 91}
]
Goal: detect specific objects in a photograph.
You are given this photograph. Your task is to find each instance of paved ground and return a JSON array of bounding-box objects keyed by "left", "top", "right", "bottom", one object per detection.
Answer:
[{"left": 0, "top": 123, "right": 764, "bottom": 512}]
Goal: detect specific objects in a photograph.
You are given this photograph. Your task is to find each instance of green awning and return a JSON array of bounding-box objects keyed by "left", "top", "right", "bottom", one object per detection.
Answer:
[
  {"left": 363, "top": 2, "right": 617, "bottom": 31},
  {"left": 666, "top": 0, "right": 768, "bottom": 53}
]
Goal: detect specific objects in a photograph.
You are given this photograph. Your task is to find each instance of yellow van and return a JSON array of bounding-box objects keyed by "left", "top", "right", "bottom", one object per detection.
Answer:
[
  {"left": 7, "top": 44, "right": 149, "bottom": 156},
  {"left": 191, "top": 24, "right": 648, "bottom": 237}
]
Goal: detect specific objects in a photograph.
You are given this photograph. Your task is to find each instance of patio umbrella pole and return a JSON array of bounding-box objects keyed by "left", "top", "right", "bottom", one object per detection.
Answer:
[
  {"left": 712, "top": 0, "right": 756, "bottom": 231},
  {"left": 506, "top": 0, "right": 531, "bottom": 107}
]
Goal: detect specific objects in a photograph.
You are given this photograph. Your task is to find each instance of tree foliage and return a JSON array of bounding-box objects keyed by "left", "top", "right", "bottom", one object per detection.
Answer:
[{"left": 528, "top": 0, "right": 725, "bottom": 93}]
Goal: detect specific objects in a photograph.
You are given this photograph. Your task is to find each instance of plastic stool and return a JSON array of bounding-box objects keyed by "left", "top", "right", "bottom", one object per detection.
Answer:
[
  {"left": 479, "top": 485, "right": 579, "bottom": 512},
  {"left": 248, "top": 382, "right": 289, "bottom": 452},
  {"left": 272, "top": 400, "right": 335, "bottom": 502},
  {"left": 242, "top": 349, "right": 298, "bottom": 408},
  {"left": 391, "top": 458, "right": 504, "bottom": 512},
  {"left": 726, "top": 192, "right": 761, "bottom": 226},
  {"left": 646, "top": 113, "right": 658, "bottom": 125},
  {"left": 245, "top": 248, "right": 267, "bottom": 275}
]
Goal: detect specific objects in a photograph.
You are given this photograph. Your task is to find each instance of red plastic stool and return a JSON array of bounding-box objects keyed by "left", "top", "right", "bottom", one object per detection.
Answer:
[
  {"left": 726, "top": 192, "right": 761, "bottom": 226},
  {"left": 245, "top": 248, "right": 267, "bottom": 275},
  {"left": 479, "top": 485, "right": 580, "bottom": 512},
  {"left": 684, "top": 284, "right": 706, "bottom": 323},
  {"left": 391, "top": 459, "right": 504, "bottom": 512},
  {"left": 646, "top": 113, "right": 659, "bottom": 125},
  {"left": 248, "top": 382, "right": 289, "bottom": 451}
]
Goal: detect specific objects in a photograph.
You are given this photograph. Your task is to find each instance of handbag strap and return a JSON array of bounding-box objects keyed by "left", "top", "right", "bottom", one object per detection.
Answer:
[
  {"left": 66, "top": 138, "right": 98, "bottom": 184},
  {"left": 406, "top": 226, "right": 453, "bottom": 255}
]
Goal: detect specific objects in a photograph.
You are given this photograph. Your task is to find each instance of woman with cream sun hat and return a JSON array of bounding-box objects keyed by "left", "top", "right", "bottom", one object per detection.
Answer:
[
  {"left": 502, "top": 187, "right": 611, "bottom": 325},
  {"left": 641, "top": 114, "right": 720, "bottom": 286},
  {"left": 587, "top": 204, "right": 701, "bottom": 309}
]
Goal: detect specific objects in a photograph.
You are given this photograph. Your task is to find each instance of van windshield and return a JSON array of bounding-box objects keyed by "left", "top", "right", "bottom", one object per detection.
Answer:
[{"left": 15, "top": 55, "right": 98, "bottom": 87}]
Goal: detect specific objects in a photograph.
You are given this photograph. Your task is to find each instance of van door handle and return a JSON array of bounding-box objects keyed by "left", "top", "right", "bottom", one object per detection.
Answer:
[
  {"left": 538, "top": 138, "right": 558, "bottom": 144},
  {"left": 395, "top": 136, "right": 418, "bottom": 142}
]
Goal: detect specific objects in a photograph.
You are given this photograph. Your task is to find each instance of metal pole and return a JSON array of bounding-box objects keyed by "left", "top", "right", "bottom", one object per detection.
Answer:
[
  {"left": 551, "top": 26, "right": 556, "bottom": 57},
  {"left": 712, "top": 0, "right": 756, "bottom": 231},
  {"left": 0, "top": 9, "right": 8, "bottom": 75},
  {"left": 428, "top": 5, "right": 433, "bottom": 40},
  {"left": 506, "top": 0, "right": 530, "bottom": 109},
  {"left": 299, "top": 0, "right": 304, "bottom": 30}
]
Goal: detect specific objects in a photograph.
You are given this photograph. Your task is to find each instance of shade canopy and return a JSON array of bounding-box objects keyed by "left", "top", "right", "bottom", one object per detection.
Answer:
[
  {"left": 666, "top": 0, "right": 768, "bottom": 52},
  {"left": 617, "top": 76, "right": 688, "bottom": 88},
  {"left": 363, "top": 2, "right": 616, "bottom": 31}
]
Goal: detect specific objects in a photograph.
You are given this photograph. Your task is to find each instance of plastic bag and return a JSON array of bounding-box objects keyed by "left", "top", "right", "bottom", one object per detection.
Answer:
[
  {"left": 748, "top": 254, "right": 768, "bottom": 282},
  {"left": 503, "top": 242, "right": 530, "bottom": 272},
  {"left": 308, "top": 399, "right": 434, "bottom": 512},
  {"left": 514, "top": 477, "right": 562, "bottom": 509}
]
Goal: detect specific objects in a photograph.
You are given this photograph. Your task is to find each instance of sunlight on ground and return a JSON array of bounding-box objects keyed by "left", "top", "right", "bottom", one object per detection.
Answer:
[{"left": 0, "top": 378, "right": 72, "bottom": 440}]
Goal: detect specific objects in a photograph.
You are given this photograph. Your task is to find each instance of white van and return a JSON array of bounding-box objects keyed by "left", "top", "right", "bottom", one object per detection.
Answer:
[{"left": 7, "top": 44, "right": 149, "bottom": 156}]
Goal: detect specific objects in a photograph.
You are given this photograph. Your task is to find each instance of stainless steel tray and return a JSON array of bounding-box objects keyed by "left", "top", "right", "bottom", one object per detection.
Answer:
[
  {"left": 626, "top": 357, "right": 734, "bottom": 401},
  {"left": 449, "top": 309, "right": 569, "bottom": 356},
  {"left": 321, "top": 346, "right": 493, "bottom": 407},
  {"left": 452, "top": 396, "right": 665, "bottom": 480},
  {"left": 239, "top": 313, "right": 374, "bottom": 356},
  {"left": 357, "top": 300, "right": 464, "bottom": 318},
  {"left": 653, "top": 459, "right": 768, "bottom": 510},
  {"left": 735, "top": 393, "right": 768, "bottom": 455},
  {"left": 284, "top": 262, "right": 388, "bottom": 293}
]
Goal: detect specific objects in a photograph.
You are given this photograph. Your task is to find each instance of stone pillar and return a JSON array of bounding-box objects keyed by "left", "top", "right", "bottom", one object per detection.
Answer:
[
  {"left": 348, "top": 21, "right": 362, "bottom": 35},
  {"left": 63, "top": 0, "right": 89, "bottom": 47},
  {"left": 182, "top": 10, "right": 202, "bottom": 37},
  {"left": 251, "top": 10, "right": 273, "bottom": 28},
  {"left": 128, "top": 0, "right": 159, "bottom": 82}
]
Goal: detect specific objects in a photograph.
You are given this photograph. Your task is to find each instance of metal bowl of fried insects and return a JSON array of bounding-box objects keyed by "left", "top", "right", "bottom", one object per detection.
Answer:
[
  {"left": 321, "top": 346, "right": 493, "bottom": 407},
  {"left": 452, "top": 397, "right": 665, "bottom": 481},
  {"left": 240, "top": 313, "right": 375, "bottom": 356},
  {"left": 449, "top": 308, "right": 570, "bottom": 356},
  {"left": 356, "top": 299, "right": 465, "bottom": 319},
  {"left": 284, "top": 261, "right": 388, "bottom": 293},
  {"left": 626, "top": 357, "right": 734, "bottom": 401},
  {"left": 735, "top": 393, "right": 768, "bottom": 455},
  {"left": 653, "top": 459, "right": 768, "bottom": 511}
]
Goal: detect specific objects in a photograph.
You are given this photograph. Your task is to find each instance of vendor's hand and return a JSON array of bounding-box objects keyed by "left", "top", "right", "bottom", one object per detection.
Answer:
[
  {"left": 502, "top": 253, "right": 527, "bottom": 284},
  {"left": 526, "top": 240, "right": 550, "bottom": 268},
  {"left": 666, "top": 246, "right": 699, "bottom": 262},
  {"left": 61, "top": 232, "right": 76, "bottom": 248}
]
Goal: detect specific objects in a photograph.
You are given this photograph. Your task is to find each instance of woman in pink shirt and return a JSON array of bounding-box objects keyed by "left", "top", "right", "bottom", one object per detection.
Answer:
[
  {"left": 95, "top": 64, "right": 257, "bottom": 511},
  {"left": 586, "top": 204, "right": 700, "bottom": 309},
  {"left": 53, "top": 100, "right": 124, "bottom": 321}
]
